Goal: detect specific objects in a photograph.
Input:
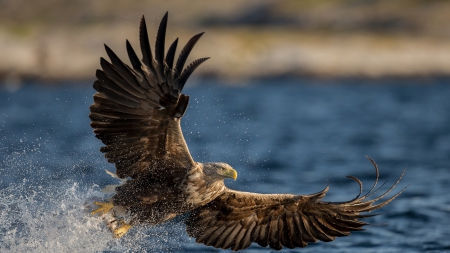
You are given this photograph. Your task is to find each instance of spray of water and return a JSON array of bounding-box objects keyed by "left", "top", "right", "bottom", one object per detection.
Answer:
[{"left": 0, "top": 142, "right": 190, "bottom": 252}]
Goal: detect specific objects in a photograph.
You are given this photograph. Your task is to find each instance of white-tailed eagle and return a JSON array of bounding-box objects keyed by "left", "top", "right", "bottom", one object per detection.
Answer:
[{"left": 89, "top": 12, "right": 405, "bottom": 251}]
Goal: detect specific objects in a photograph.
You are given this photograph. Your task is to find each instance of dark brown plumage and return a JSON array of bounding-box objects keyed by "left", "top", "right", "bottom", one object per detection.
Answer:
[{"left": 89, "top": 12, "right": 406, "bottom": 251}]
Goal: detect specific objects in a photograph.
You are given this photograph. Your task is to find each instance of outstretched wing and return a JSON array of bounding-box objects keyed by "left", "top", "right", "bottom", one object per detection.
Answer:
[
  {"left": 186, "top": 158, "right": 406, "bottom": 251},
  {"left": 89, "top": 12, "right": 209, "bottom": 179}
]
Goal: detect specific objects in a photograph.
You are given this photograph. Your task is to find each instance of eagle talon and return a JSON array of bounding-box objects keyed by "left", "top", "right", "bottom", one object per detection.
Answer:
[
  {"left": 113, "top": 220, "right": 132, "bottom": 238},
  {"left": 91, "top": 201, "right": 114, "bottom": 215}
]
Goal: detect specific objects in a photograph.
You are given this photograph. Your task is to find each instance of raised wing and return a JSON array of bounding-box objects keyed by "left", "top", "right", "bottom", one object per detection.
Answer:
[
  {"left": 186, "top": 157, "right": 406, "bottom": 251},
  {"left": 89, "top": 12, "right": 209, "bottom": 179}
]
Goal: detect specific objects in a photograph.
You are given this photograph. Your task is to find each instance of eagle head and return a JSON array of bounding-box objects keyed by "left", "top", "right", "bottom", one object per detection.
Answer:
[{"left": 203, "top": 162, "right": 238, "bottom": 181}]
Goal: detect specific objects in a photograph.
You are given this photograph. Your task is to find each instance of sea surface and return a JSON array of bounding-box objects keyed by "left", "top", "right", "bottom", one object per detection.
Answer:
[{"left": 1, "top": 78, "right": 449, "bottom": 253}]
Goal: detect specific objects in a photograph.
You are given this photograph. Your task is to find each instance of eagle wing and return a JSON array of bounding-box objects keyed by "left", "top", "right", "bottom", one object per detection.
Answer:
[
  {"left": 89, "top": 12, "right": 209, "bottom": 179},
  {"left": 186, "top": 158, "right": 406, "bottom": 251}
]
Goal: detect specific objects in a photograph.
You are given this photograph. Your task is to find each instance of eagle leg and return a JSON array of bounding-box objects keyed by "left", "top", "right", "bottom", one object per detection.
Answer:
[
  {"left": 91, "top": 201, "right": 114, "bottom": 215},
  {"left": 113, "top": 220, "right": 132, "bottom": 238}
]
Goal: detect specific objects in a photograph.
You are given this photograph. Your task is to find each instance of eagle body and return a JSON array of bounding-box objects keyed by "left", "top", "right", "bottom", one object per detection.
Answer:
[
  {"left": 111, "top": 163, "right": 227, "bottom": 225},
  {"left": 89, "top": 12, "right": 405, "bottom": 251}
]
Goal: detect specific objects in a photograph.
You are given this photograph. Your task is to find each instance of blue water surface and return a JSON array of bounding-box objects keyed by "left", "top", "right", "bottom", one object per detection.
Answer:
[{"left": 0, "top": 78, "right": 449, "bottom": 252}]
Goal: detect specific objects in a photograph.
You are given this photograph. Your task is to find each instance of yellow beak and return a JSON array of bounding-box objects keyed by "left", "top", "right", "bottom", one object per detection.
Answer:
[{"left": 228, "top": 168, "right": 238, "bottom": 180}]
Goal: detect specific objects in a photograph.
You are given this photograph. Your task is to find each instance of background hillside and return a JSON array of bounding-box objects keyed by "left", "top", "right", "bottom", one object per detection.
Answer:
[{"left": 1, "top": 0, "right": 450, "bottom": 83}]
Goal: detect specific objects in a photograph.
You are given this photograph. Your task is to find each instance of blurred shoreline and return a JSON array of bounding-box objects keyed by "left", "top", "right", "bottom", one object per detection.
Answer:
[{"left": 1, "top": 0, "right": 450, "bottom": 84}]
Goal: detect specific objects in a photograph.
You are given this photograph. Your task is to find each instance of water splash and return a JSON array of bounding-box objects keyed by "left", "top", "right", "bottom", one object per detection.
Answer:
[
  {"left": 0, "top": 179, "right": 193, "bottom": 252},
  {"left": 0, "top": 142, "right": 190, "bottom": 253},
  {"left": 0, "top": 180, "right": 108, "bottom": 252}
]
